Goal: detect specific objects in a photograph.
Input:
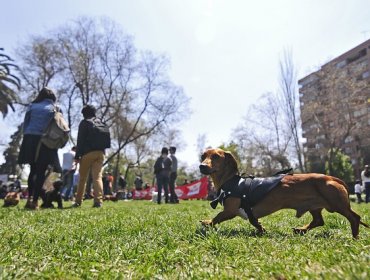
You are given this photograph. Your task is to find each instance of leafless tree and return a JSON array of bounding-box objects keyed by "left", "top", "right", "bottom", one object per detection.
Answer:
[
  {"left": 278, "top": 49, "right": 305, "bottom": 172},
  {"left": 233, "top": 92, "right": 292, "bottom": 175},
  {"left": 12, "top": 16, "right": 190, "bottom": 167}
]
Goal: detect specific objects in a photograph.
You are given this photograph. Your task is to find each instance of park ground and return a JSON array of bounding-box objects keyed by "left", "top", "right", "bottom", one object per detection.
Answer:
[{"left": 0, "top": 199, "right": 369, "bottom": 279}]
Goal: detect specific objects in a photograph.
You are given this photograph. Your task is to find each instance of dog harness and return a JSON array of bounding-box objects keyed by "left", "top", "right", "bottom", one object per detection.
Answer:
[{"left": 210, "top": 170, "right": 292, "bottom": 212}]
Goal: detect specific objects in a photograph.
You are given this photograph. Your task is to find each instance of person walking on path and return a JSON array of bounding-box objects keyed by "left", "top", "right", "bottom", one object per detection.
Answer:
[
  {"left": 18, "top": 87, "right": 62, "bottom": 210},
  {"left": 169, "top": 146, "right": 179, "bottom": 203}
]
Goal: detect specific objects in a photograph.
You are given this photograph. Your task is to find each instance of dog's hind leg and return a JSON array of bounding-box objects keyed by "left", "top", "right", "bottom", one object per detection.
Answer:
[
  {"left": 335, "top": 207, "right": 361, "bottom": 239},
  {"left": 323, "top": 181, "right": 362, "bottom": 238},
  {"left": 293, "top": 208, "right": 324, "bottom": 235}
]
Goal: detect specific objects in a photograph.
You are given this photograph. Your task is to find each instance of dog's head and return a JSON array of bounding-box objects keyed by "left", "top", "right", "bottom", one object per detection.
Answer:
[
  {"left": 199, "top": 148, "right": 238, "bottom": 190},
  {"left": 52, "top": 180, "right": 64, "bottom": 191},
  {"left": 3, "top": 192, "right": 20, "bottom": 207}
]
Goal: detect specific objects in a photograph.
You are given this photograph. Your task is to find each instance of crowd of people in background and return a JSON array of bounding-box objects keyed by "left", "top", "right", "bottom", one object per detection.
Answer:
[{"left": 0, "top": 87, "right": 191, "bottom": 208}]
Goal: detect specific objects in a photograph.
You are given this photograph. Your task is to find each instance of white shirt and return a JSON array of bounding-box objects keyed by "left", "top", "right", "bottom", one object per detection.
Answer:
[
  {"left": 354, "top": 183, "right": 363, "bottom": 194},
  {"left": 361, "top": 170, "right": 370, "bottom": 187},
  {"left": 62, "top": 150, "right": 75, "bottom": 170}
]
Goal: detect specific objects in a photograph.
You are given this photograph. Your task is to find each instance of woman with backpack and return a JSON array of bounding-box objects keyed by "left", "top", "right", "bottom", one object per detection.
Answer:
[{"left": 18, "top": 87, "right": 62, "bottom": 210}]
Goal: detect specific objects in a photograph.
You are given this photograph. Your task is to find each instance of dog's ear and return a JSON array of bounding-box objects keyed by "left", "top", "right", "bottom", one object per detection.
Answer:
[{"left": 224, "top": 151, "right": 238, "bottom": 172}]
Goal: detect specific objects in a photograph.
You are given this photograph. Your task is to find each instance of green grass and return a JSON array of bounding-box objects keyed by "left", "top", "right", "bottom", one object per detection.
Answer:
[{"left": 0, "top": 200, "right": 369, "bottom": 279}]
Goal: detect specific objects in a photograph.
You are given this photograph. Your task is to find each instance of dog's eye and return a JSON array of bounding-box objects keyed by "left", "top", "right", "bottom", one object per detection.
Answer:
[
  {"left": 211, "top": 154, "right": 220, "bottom": 160},
  {"left": 200, "top": 154, "right": 206, "bottom": 161}
]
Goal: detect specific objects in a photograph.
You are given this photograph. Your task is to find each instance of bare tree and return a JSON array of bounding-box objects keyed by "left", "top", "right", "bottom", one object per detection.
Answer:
[
  {"left": 16, "top": 37, "right": 64, "bottom": 103},
  {"left": 232, "top": 92, "right": 292, "bottom": 175},
  {"left": 278, "top": 49, "right": 305, "bottom": 172},
  {"left": 196, "top": 133, "right": 207, "bottom": 159},
  {"left": 12, "top": 16, "right": 190, "bottom": 169}
]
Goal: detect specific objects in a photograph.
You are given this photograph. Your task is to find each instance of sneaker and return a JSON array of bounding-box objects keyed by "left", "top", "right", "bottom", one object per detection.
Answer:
[
  {"left": 92, "top": 202, "right": 102, "bottom": 208},
  {"left": 71, "top": 202, "right": 81, "bottom": 208}
]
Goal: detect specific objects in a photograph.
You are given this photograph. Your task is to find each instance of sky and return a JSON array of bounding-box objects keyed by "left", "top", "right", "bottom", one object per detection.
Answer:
[{"left": 1, "top": 0, "right": 370, "bottom": 169}]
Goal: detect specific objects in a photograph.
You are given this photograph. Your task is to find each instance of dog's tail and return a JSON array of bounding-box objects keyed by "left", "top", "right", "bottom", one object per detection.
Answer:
[
  {"left": 360, "top": 221, "right": 370, "bottom": 228},
  {"left": 328, "top": 176, "right": 351, "bottom": 195}
]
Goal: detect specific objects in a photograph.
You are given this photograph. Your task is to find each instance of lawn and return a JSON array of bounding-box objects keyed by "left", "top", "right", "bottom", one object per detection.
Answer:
[{"left": 0, "top": 199, "right": 369, "bottom": 279}]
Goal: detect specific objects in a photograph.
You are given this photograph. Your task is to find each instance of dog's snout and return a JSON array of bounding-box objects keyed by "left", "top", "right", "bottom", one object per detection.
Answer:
[{"left": 199, "top": 164, "right": 212, "bottom": 175}]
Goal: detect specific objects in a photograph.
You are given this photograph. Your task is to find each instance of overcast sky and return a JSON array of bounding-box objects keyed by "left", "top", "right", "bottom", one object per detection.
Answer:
[{"left": 1, "top": 0, "right": 370, "bottom": 168}]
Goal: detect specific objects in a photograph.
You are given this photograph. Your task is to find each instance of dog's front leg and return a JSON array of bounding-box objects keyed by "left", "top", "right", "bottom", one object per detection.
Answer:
[
  {"left": 57, "top": 195, "right": 63, "bottom": 209},
  {"left": 201, "top": 197, "right": 241, "bottom": 226}
]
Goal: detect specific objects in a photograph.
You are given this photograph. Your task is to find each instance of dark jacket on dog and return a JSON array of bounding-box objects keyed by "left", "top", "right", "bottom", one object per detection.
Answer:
[{"left": 211, "top": 174, "right": 287, "bottom": 210}]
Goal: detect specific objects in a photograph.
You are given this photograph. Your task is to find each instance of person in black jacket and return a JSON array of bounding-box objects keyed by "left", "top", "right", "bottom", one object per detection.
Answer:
[
  {"left": 153, "top": 147, "right": 172, "bottom": 204},
  {"left": 73, "top": 105, "right": 110, "bottom": 208}
]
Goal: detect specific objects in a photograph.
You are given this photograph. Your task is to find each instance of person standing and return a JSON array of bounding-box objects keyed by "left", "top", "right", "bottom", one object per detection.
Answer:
[
  {"left": 73, "top": 105, "right": 110, "bottom": 208},
  {"left": 169, "top": 146, "right": 179, "bottom": 203},
  {"left": 153, "top": 147, "right": 172, "bottom": 204},
  {"left": 134, "top": 176, "right": 143, "bottom": 190},
  {"left": 361, "top": 165, "right": 370, "bottom": 203},
  {"left": 61, "top": 146, "right": 76, "bottom": 201},
  {"left": 18, "top": 87, "right": 62, "bottom": 210},
  {"left": 118, "top": 174, "right": 127, "bottom": 190},
  {"left": 354, "top": 180, "right": 363, "bottom": 204}
]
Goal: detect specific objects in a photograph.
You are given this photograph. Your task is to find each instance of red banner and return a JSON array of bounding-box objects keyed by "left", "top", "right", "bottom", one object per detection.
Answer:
[{"left": 132, "top": 176, "right": 209, "bottom": 200}]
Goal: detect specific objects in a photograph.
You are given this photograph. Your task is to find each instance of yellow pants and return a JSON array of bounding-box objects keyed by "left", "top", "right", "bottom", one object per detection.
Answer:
[{"left": 75, "top": 151, "right": 104, "bottom": 204}]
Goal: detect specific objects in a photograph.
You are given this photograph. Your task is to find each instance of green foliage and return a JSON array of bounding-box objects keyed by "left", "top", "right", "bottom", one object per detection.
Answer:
[
  {"left": 0, "top": 200, "right": 369, "bottom": 279},
  {"left": 0, "top": 48, "right": 20, "bottom": 117},
  {"left": 325, "top": 148, "right": 354, "bottom": 182},
  {"left": 0, "top": 125, "right": 22, "bottom": 175}
]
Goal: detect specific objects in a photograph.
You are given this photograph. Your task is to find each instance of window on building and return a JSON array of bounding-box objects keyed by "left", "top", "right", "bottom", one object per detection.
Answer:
[
  {"left": 346, "top": 48, "right": 367, "bottom": 64},
  {"left": 362, "top": 71, "right": 370, "bottom": 79},
  {"left": 336, "top": 60, "right": 347, "bottom": 68}
]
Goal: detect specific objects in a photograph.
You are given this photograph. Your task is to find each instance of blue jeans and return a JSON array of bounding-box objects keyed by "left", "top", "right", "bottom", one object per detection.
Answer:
[
  {"left": 62, "top": 169, "right": 75, "bottom": 200},
  {"left": 156, "top": 175, "right": 169, "bottom": 203},
  {"left": 365, "top": 182, "right": 370, "bottom": 203}
]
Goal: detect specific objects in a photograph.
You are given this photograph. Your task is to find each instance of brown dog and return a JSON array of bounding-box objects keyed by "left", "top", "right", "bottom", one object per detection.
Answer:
[
  {"left": 3, "top": 192, "right": 21, "bottom": 207},
  {"left": 199, "top": 148, "right": 369, "bottom": 238}
]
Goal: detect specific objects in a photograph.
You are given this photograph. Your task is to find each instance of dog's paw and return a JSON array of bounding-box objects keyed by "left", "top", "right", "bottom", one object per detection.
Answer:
[
  {"left": 200, "top": 219, "right": 213, "bottom": 226},
  {"left": 292, "top": 227, "right": 308, "bottom": 235}
]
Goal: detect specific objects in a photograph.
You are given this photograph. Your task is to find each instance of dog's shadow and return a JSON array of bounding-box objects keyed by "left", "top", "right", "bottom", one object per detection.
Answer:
[
  {"left": 195, "top": 226, "right": 291, "bottom": 238},
  {"left": 195, "top": 226, "right": 340, "bottom": 240}
]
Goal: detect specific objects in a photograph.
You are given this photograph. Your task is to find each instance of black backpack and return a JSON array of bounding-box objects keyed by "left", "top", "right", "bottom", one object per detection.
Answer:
[
  {"left": 86, "top": 118, "right": 111, "bottom": 150},
  {"left": 153, "top": 157, "right": 163, "bottom": 174}
]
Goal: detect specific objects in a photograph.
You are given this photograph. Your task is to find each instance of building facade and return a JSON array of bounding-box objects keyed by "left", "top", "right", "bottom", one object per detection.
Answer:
[{"left": 299, "top": 39, "right": 370, "bottom": 177}]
